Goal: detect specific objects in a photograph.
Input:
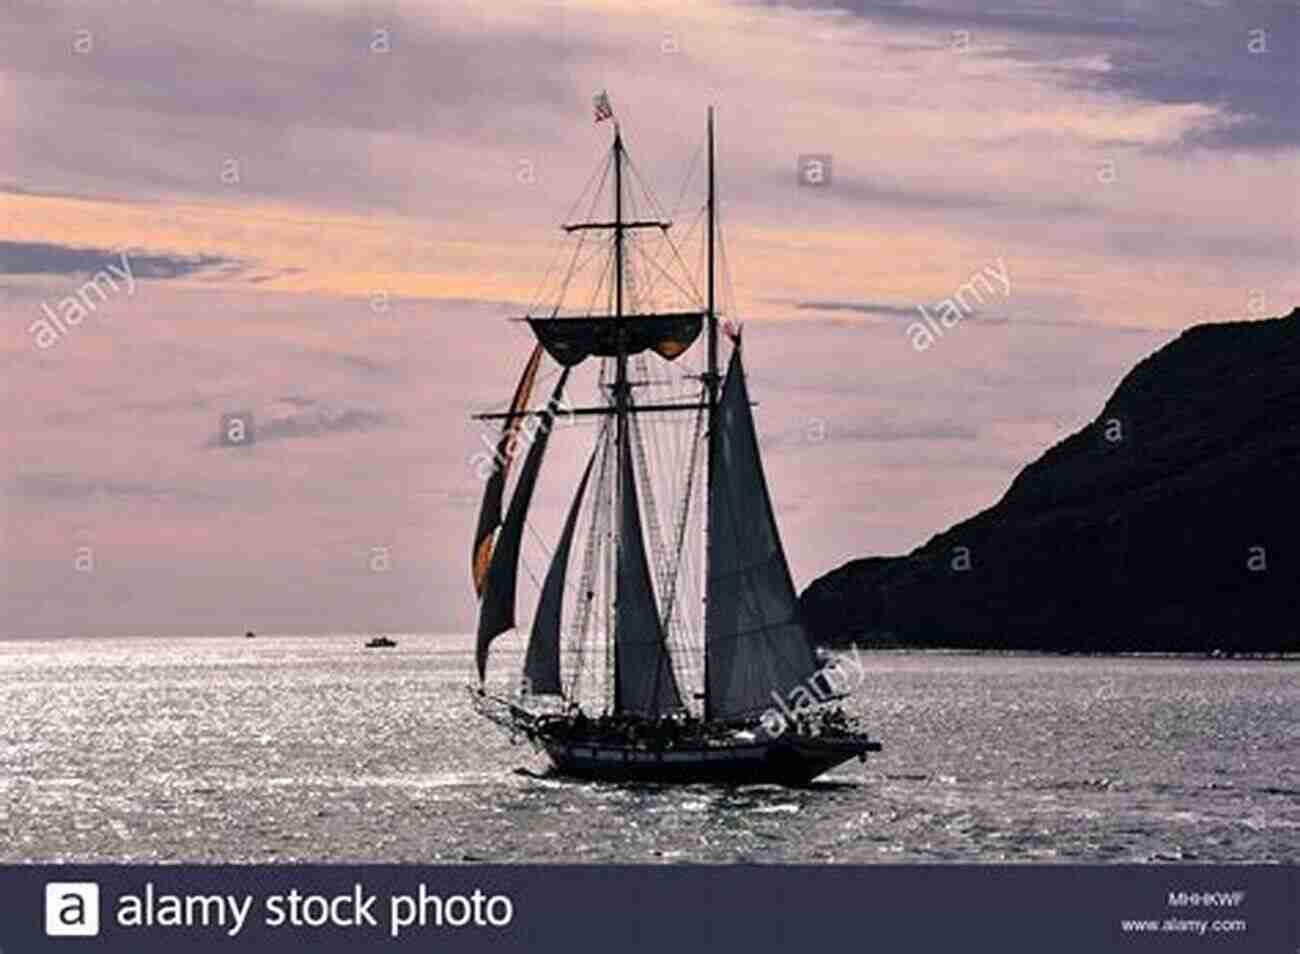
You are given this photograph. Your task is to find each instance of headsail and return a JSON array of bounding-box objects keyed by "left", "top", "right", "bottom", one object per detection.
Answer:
[
  {"left": 705, "top": 346, "right": 820, "bottom": 720},
  {"left": 615, "top": 415, "right": 684, "bottom": 717},
  {"left": 471, "top": 344, "right": 543, "bottom": 595},
  {"left": 524, "top": 447, "right": 596, "bottom": 696},
  {"left": 475, "top": 368, "right": 569, "bottom": 681}
]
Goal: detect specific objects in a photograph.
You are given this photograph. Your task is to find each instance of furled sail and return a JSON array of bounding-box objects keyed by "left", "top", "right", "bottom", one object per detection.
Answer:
[
  {"left": 523, "top": 449, "right": 596, "bottom": 696},
  {"left": 475, "top": 368, "right": 570, "bottom": 681},
  {"left": 527, "top": 313, "right": 703, "bottom": 367},
  {"left": 471, "top": 344, "right": 543, "bottom": 595},
  {"left": 705, "top": 347, "right": 820, "bottom": 720},
  {"left": 614, "top": 417, "right": 684, "bottom": 717}
]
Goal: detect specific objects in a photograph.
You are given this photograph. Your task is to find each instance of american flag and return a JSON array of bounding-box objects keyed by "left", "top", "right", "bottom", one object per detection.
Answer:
[{"left": 593, "top": 90, "right": 614, "bottom": 124}]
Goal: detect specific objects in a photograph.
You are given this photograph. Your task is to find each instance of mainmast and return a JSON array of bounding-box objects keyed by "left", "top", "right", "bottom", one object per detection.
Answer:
[{"left": 612, "top": 123, "right": 628, "bottom": 714}]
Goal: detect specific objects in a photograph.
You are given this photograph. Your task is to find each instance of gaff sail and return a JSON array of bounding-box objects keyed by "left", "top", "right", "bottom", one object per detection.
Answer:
[
  {"left": 705, "top": 347, "right": 821, "bottom": 720},
  {"left": 471, "top": 344, "right": 543, "bottom": 595},
  {"left": 475, "top": 368, "right": 570, "bottom": 681}
]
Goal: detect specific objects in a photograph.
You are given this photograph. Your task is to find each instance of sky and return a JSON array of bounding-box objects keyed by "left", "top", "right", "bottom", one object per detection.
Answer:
[{"left": 2, "top": 0, "right": 1296, "bottom": 638}]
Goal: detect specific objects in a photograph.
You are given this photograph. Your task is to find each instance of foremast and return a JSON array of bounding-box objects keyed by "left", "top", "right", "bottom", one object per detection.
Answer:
[{"left": 605, "top": 123, "right": 684, "bottom": 717}]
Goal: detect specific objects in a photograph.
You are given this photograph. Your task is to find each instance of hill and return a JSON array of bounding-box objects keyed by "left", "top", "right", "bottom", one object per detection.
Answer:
[{"left": 800, "top": 308, "right": 1300, "bottom": 654}]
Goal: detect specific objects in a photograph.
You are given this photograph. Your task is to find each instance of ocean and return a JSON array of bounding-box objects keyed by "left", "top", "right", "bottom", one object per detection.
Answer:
[{"left": 1, "top": 634, "right": 1295, "bottom": 863}]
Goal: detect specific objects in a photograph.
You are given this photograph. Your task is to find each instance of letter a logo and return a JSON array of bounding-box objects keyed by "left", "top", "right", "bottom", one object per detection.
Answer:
[{"left": 45, "top": 882, "right": 101, "bottom": 936}]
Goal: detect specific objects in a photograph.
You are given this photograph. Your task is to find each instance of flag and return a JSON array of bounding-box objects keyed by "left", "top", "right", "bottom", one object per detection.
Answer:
[{"left": 593, "top": 90, "right": 614, "bottom": 124}]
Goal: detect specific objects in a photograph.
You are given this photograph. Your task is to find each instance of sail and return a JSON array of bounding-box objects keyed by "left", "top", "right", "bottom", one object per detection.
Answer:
[
  {"left": 475, "top": 368, "right": 570, "bottom": 681},
  {"left": 524, "top": 449, "right": 595, "bottom": 696},
  {"left": 615, "top": 420, "right": 684, "bottom": 717},
  {"left": 471, "top": 344, "right": 543, "bottom": 595},
  {"left": 705, "top": 347, "right": 820, "bottom": 720},
  {"left": 527, "top": 313, "right": 703, "bottom": 367}
]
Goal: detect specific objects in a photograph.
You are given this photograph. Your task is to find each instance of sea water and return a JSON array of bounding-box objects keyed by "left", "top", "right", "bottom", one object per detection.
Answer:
[{"left": 1, "top": 634, "right": 1295, "bottom": 863}]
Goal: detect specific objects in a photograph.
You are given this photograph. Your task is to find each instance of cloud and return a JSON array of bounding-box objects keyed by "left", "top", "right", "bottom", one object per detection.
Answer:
[
  {"left": 0, "top": 1, "right": 609, "bottom": 209},
  {"left": 791, "top": 300, "right": 919, "bottom": 317},
  {"left": 0, "top": 241, "right": 236, "bottom": 279},
  {"left": 789, "top": 299, "right": 1017, "bottom": 324},
  {"left": 761, "top": 419, "right": 978, "bottom": 450},
  {"left": 203, "top": 405, "right": 392, "bottom": 447},
  {"left": 10, "top": 473, "right": 217, "bottom": 503},
  {"left": 753, "top": 0, "right": 1299, "bottom": 150}
]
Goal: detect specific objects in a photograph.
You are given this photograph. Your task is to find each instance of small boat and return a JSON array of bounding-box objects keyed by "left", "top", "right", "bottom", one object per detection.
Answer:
[
  {"left": 365, "top": 636, "right": 398, "bottom": 649},
  {"left": 245, "top": 631, "right": 256, "bottom": 639},
  {"left": 467, "top": 99, "right": 880, "bottom": 786}
]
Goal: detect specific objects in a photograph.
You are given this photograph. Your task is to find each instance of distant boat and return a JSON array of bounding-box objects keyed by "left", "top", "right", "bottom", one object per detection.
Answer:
[
  {"left": 365, "top": 636, "right": 398, "bottom": 649},
  {"left": 468, "top": 105, "right": 880, "bottom": 785},
  {"left": 245, "top": 631, "right": 256, "bottom": 639}
]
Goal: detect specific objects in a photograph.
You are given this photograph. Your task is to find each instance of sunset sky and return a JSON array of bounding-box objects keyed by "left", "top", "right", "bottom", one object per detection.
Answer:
[{"left": 2, "top": 0, "right": 1296, "bottom": 638}]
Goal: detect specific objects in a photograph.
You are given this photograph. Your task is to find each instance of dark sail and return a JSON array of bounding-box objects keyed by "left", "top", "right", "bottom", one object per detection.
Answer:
[
  {"left": 524, "top": 449, "right": 595, "bottom": 696},
  {"left": 615, "top": 421, "right": 684, "bottom": 717},
  {"left": 528, "top": 313, "right": 703, "bottom": 367},
  {"left": 705, "top": 347, "right": 820, "bottom": 720},
  {"left": 475, "top": 369, "right": 570, "bottom": 681},
  {"left": 471, "top": 344, "right": 543, "bottom": 594}
]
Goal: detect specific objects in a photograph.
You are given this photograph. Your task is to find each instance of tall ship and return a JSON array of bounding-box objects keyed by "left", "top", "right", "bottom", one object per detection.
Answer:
[{"left": 470, "top": 97, "right": 880, "bottom": 785}]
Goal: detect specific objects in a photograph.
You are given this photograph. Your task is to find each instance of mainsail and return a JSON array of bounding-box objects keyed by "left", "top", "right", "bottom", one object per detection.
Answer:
[
  {"left": 615, "top": 416, "right": 685, "bottom": 717},
  {"left": 705, "top": 346, "right": 821, "bottom": 720},
  {"left": 471, "top": 344, "right": 543, "bottom": 594},
  {"left": 475, "top": 368, "right": 570, "bottom": 681},
  {"left": 524, "top": 449, "right": 596, "bottom": 696}
]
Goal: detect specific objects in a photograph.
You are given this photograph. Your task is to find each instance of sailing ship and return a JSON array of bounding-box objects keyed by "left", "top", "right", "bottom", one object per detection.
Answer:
[{"left": 469, "top": 101, "right": 880, "bottom": 785}]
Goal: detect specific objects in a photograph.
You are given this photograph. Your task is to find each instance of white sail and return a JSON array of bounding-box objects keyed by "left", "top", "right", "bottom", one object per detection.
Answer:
[{"left": 705, "top": 347, "right": 821, "bottom": 720}]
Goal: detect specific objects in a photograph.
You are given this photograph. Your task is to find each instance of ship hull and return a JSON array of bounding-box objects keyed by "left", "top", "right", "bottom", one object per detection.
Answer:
[{"left": 539, "top": 735, "right": 880, "bottom": 786}]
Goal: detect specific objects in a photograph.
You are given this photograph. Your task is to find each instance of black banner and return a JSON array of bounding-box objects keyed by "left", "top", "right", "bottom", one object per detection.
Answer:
[{"left": 3, "top": 864, "right": 1295, "bottom": 952}]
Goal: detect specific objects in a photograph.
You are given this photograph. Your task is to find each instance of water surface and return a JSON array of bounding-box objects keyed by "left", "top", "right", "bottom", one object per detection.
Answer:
[{"left": 1, "top": 634, "right": 1295, "bottom": 863}]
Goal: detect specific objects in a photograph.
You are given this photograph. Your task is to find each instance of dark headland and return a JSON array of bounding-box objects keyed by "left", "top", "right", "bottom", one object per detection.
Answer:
[{"left": 800, "top": 308, "right": 1300, "bottom": 655}]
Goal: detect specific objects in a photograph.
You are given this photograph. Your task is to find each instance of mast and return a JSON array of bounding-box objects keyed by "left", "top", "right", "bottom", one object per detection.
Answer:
[
  {"left": 703, "top": 106, "right": 718, "bottom": 720},
  {"left": 612, "top": 123, "right": 628, "bottom": 714},
  {"left": 706, "top": 107, "right": 718, "bottom": 406}
]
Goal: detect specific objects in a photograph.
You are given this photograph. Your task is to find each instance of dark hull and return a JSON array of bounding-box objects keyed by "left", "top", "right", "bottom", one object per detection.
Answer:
[{"left": 540, "top": 735, "right": 880, "bottom": 786}]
